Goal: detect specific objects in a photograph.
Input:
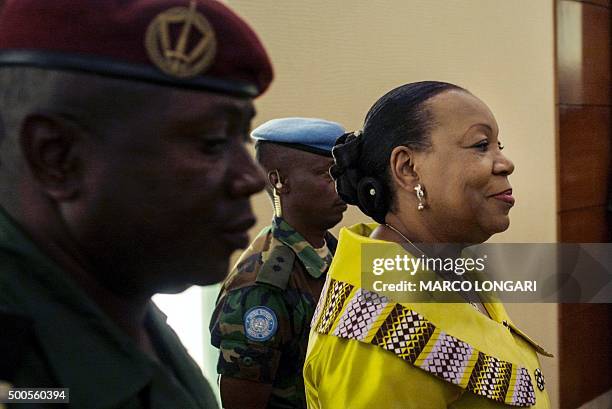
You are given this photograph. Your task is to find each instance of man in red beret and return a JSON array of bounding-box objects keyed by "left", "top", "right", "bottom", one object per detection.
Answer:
[{"left": 0, "top": 1, "right": 272, "bottom": 408}]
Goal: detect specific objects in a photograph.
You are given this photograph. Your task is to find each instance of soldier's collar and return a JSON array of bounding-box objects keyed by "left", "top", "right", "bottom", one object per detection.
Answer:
[
  {"left": 271, "top": 217, "right": 334, "bottom": 279},
  {"left": 0, "top": 207, "right": 155, "bottom": 407},
  {"left": 0, "top": 208, "right": 209, "bottom": 408}
]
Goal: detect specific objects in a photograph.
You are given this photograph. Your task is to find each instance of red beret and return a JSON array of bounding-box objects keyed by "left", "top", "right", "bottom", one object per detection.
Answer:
[{"left": 0, "top": 0, "right": 273, "bottom": 97}]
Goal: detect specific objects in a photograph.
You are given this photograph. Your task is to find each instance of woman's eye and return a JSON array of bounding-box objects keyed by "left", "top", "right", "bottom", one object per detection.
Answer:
[{"left": 473, "top": 140, "right": 489, "bottom": 152}]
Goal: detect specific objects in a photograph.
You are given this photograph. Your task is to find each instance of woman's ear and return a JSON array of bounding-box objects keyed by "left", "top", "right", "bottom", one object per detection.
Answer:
[
  {"left": 389, "top": 145, "right": 419, "bottom": 192},
  {"left": 19, "top": 112, "right": 84, "bottom": 202}
]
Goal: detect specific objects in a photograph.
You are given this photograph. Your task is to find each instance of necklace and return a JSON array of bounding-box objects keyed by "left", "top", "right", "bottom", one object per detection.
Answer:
[
  {"left": 384, "top": 223, "right": 483, "bottom": 314},
  {"left": 384, "top": 223, "right": 426, "bottom": 257}
]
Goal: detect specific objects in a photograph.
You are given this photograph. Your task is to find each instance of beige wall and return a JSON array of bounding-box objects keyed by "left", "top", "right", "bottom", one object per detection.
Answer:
[{"left": 225, "top": 0, "right": 559, "bottom": 406}]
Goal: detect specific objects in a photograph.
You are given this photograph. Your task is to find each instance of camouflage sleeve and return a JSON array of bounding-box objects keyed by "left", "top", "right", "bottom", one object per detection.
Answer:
[{"left": 209, "top": 285, "right": 290, "bottom": 384}]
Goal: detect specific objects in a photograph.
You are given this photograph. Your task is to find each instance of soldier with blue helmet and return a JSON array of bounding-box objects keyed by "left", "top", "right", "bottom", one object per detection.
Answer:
[{"left": 210, "top": 117, "right": 347, "bottom": 409}]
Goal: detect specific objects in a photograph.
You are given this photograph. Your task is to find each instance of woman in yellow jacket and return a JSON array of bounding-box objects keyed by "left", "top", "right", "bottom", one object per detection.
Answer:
[{"left": 303, "top": 81, "right": 552, "bottom": 408}]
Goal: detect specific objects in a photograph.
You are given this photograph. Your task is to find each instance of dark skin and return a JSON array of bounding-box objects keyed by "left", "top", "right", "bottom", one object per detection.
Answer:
[
  {"left": 12, "top": 76, "right": 266, "bottom": 356},
  {"left": 368, "top": 90, "right": 515, "bottom": 319},
  {"left": 220, "top": 147, "right": 346, "bottom": 409},
  {"left": 272, "top": 149, "right": 347, "bottom": 246},
  {"left": 371, "top": 90, "right": 515, "bottom": 255}
]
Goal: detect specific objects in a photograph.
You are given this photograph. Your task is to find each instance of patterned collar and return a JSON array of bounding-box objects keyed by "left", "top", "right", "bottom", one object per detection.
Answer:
[
  {"left": 310, "top": 223, "right": 548, "bottom": 407},
  {"left": 271, "top": 217, "right": 337, "bottom": 279}
]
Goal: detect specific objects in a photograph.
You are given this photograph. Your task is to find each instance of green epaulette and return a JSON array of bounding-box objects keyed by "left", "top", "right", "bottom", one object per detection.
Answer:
[{"left": 256, "top": 245, "right": 296, "bottom": 290}]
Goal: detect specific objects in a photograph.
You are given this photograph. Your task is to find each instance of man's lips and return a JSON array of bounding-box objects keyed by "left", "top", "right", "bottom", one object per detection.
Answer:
[
  {"left": 219, "top": 217, "right": 256, "bottom": 249},
  {"left": 335, "top": 201, "right": 348, "bottom": 211},
  {"left": 491, "top": 188, "right": 515, "bottom": 206},
  {"left": 223, "top": 217, "right": 256, "bottom": 233}
]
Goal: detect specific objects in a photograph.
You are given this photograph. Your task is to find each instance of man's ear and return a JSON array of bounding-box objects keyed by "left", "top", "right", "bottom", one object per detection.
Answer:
[
  {"left": 19, "top": 113, "right": 84, "bottom": 201},
  {"left": 389, "top": 145, "right": 419, "bottom": 192},
  {"left": 267, "top": 169, "right": 290, "bottom": 194}
]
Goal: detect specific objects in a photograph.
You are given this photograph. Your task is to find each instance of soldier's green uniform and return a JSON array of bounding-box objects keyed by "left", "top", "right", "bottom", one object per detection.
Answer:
[
  {"left": 210, "top": 217, "right": 338, "bottom": 409},
  {"left": 0, "top": 208, "right": 219, "bottom": 409}
]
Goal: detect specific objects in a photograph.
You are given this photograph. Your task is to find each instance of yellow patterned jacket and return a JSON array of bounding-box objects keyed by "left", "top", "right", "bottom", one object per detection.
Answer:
[{"left": 304, "top": 224, "right": 552, "bottom": 409}]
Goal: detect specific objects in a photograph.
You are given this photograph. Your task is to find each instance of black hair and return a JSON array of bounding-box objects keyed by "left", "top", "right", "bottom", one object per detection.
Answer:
[{"left": 330, "top": 81, "right": 466, "bottom": 223}]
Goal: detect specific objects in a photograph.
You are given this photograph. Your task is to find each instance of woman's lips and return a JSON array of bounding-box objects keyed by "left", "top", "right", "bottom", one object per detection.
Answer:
[{"left": 492, "top": 189, "right": 515, "bottom": 206}]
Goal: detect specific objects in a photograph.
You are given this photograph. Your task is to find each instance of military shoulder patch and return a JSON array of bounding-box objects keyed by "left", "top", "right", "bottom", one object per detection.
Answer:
[
  {"left": 244, "top": 306, "right": 278, "bottom": 342},
  {"left": 256, "top": 245, "right": 295, "bottom": 290}
]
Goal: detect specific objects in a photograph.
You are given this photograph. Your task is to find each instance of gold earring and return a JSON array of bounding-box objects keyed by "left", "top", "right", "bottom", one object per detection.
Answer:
[
  {"left": 270, "top": 170, "right": 283, "bottom": 218},
  {"left": 273, "top": 187, "right": 283, "bottom": 217},
  {"left": 414, "top": 184, "right": 425, "bottom": 211}
]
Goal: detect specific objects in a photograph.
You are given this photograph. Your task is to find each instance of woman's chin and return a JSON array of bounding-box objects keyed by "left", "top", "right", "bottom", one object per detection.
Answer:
[
  {"left": 488, "top": 216, "right": 511, "bottom": 236},
  {"left": 471, "top": 216, "right": 510, "bottom": 243}
]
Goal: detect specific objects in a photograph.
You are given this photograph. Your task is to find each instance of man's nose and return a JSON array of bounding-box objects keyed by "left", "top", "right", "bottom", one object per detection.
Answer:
[{"left": 228, "top": 148, "right": 266, "bottom": 198}]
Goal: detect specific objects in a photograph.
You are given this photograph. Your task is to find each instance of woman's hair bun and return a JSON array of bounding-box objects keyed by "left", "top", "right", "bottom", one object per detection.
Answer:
[
  {"left": 356, "top": 177, "right": 388, "bottom": 224},
  {"left": 330, "top": 131, "right": 363, "bottom": 206},
  {"left": 331, "top": 131, "right": 389, "bottom": 223}
]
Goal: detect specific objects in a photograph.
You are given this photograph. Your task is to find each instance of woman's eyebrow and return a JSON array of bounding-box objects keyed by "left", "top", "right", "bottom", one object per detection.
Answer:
[
  {"left": 462, "top": 123, "right": 494, "bottom": 139},
  {"left": 470, "top": 123, "right": 493, "bottom": 132}
]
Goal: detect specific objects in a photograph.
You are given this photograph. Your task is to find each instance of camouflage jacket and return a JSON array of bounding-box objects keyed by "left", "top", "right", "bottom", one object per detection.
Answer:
[{"left": 209, "top": 217, "right": 337, "bottom": 409}]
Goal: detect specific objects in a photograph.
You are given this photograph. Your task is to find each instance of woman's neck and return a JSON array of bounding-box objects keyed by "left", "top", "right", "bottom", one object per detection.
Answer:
[{"left": 372, "top": 212, "right": 465, "bottom": 259}]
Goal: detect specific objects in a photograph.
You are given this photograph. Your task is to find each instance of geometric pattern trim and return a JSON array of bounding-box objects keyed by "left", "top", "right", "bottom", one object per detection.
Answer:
[
  {"left": 512, "top": 367, "right": 537, "bottom": 406},
  {"left": 313, "top": 278, "right": 354, "bottom": 334},
  {"left": 418, "top": 331, "right": 475, "bottom": 386},
  {"left": 311, "top": 279, "right": 536, "bottom": 407},
  {"left": 372, "top": 304, "right": 435, "bottom": 363},
  {"left": 467, "top": 352, "right": 513, "bottom": 403},
  {"left": 333, "top": 288, "right": 389, "bottom": 341},
  {"left": 310, "top": 275, "right": 331, "bottom": 329}
]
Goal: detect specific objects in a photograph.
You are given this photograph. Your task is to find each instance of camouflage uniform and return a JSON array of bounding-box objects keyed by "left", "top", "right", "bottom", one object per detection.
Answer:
[{"left": 210, "top": 217, "right": 337, "bottom": 409}]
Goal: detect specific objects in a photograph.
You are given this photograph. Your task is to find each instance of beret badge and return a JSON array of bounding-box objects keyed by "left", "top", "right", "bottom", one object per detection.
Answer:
[{"left": 145, "top": 0, "right": 217, "bottom": 78}]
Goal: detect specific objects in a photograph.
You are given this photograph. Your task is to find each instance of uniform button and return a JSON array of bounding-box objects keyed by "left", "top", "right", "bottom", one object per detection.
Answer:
[{"left": 242, "top": 356, "right": 254, "bottom": 367}]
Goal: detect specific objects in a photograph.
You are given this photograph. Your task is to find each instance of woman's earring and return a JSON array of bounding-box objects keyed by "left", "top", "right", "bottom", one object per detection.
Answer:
[{"left": 414, "top": 184, "right": 425, "bottom": 211}]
